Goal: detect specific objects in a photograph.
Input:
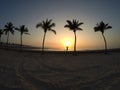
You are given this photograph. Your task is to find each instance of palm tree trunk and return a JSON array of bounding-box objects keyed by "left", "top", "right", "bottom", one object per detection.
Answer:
[
  {"left": 74, "top": 31, "right": 77, "bottom": 52},
  {"left": 42, "top": 32, "right": 46, "bottom": 53},
  {"left": 7, "top": 32, "right": 9, "bottom": 44},
  {"left": 102, "top": 33, "right": 107, "bottom": 52},
  {"left": 21, "top": 34, "right": 22, "bottom": 46}
]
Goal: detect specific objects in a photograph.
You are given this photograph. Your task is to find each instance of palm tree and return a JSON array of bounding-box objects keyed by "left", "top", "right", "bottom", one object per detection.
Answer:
[
  {"left": 15, "top": 25, "right": 29, "bottom": 46},
  {"left": 4, "top": 22, "right": 14, "bottom": 44},
  {"left": 94, "top": 21, "right": 112, "bottom": 52},
  {"left": 64, "top": 19, "right": 83, "bottom": 52},
  {"left": 0, "top": 29, "right": 3, "bottom": 43},
  {"left": 36, "top": 19, "right": 56, "bottom": 52}
]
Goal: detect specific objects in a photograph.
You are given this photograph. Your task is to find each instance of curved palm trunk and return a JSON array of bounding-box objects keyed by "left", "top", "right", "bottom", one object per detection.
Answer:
[
  {"left": 21, "top": 34, "right": 22, "bottom": 46},
  {"left": 42, "top": 32, "right": 46, "bottom": 53},
  {"left": 7, "top": 32, "right": 9, "bottom": 44},
  {"left": 102, "top": 33, "right": 107, "bottom": 52},
  {"left": 74, "top": 31, "right": 77, "bottom": 52}
]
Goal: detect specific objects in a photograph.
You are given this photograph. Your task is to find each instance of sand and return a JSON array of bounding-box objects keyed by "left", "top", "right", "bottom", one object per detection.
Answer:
[{"left": 0, "top": 49, "right": 120, "bottom": 90}]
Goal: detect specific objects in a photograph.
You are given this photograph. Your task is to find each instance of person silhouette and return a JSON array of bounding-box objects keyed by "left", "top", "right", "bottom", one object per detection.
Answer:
[{"left": 66, "top": 46, "right": 69, "bottom": 51}]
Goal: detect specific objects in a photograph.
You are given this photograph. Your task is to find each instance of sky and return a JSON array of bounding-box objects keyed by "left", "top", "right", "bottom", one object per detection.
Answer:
[{"left": 0, "top": 0, "right": 120, "bottom": 51}]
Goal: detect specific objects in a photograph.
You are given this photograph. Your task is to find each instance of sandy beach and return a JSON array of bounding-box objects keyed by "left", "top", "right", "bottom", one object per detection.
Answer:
[{"left": 0, "top": 49, "right": 120, "bottom": 90}]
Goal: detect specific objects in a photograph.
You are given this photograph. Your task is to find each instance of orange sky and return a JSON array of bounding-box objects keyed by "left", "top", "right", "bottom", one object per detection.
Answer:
[{"left": 0, "top": 0, "right": 120, "bottom": 51}]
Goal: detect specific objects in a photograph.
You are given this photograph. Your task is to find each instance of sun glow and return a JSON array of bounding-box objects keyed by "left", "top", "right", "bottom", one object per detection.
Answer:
[
  {"left": 65, "top": 41, "right": 70, "bottom": 47},
  {"left": 65, "top": 41, "right": 70, "bottom": 51},
  {"left": 61, "top": 37, "right": 74, "bottom": 51}
]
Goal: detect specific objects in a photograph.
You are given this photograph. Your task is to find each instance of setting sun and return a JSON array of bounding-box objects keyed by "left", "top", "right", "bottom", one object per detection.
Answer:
[
  {"left": 65, "top": 40, "right": 70, "bottom": 51},
  {"left": 65, "top": 41, "right": 70, "bottom": 47},
  {"left": 60, "top": 37, "right": 74, "bottom": 51}
]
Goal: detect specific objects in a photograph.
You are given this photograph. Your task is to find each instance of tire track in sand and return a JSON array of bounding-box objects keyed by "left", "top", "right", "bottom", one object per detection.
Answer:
[
  {"left": 15, "top": 56, "right": 59, "bottom": 90},
  {"left": 15, "top": 60, "right": 38, "bottom": 90}
]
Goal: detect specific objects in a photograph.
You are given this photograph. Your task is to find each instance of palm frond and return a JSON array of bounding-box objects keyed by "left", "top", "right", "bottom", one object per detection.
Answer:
[
  {"left": 36, "top": 23, "right": 42, "bottom": 28},
  {"left": 105, "top": 26, "right": 112, "bottom": 29},
  {"left": 48, "top": 19, "right": 52, "bottom": 24},
  {"left": 64, "top": 25, "right": 69, "bottom": 28},
  {"left": 94, "top": 27, "right": 100, "bottom": 32},
  {"left": 73, "top": 19, "right": 76, "bottom": 25},
  {"left": 64, "top": 20, "right": 73, "bottom": 30},
  {"left": 49, "top": 23, "right": 55, "bottom": 28},
  {"left": 77, "top": 28, "right": 83, "bottom": 31},
  {"left": 66, "top": 20, "right": 72, "bottom": 26},
  {"left": 49, "top": 29, "right": 56, "bottom": 34},
  {"left": 105, "top": 23, "right": 108, "bottom": 27},
  {"left": 78, "top": 22, "right": 84, "bottom": 26}
]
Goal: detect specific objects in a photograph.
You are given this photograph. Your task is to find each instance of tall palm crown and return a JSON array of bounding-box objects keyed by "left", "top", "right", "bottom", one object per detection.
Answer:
[
  {"left": 4, "top": 22, "right": 14, "bottom": 44},
  {"left": 94, "top": 21, "right": 112, "bottom": 52},
  {"left": 64, "top": 19, "right": 83, "bottom": 32},
  {"left": 15, "top": 25, "right": 29, "bottom": 46},
  {"left": 64, "top": 19, "right": 83, "bottom": 52},
  {"left": 36, "top": 19, "right": 56, "bottom": 52},
  {"left": 16, "top": 25, "right": 29, "bottom": 35},
  {"left": 94, "top": 21, "right": 112, "bottom": 34},
  {"left": 0, "top": 29, "right": 3, "bottom": 43}
]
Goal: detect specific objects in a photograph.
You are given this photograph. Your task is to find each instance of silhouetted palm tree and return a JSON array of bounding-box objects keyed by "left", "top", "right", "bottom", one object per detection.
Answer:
[
  {"left": 0, "top": 29, "right": 3, "bottom": 43},
  {"left": 36, "top": 19, "right": 56, "bottom": 52},
  {"left": 15, "top": 25, "right": 29, "bottom": 46},
  {"left": 4, "top": 22, "right": 14, "bottom": 44},
  {"left": 64, "top": 19, "right": 83, "bottom": 52},
  {"left": 94, "top": 21, "right": 112, "bottom": 52}
]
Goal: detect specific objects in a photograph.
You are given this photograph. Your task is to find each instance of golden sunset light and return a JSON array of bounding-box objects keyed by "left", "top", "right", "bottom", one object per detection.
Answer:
[
  {"left": 65, "top": 40, "right": 70, "bottom": 47},
  {"left": 60, "top": 37, "right": 74, "bottom": 51},
  {"left": 0, "top": 0, "right": 120, "bottom": 90}
]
